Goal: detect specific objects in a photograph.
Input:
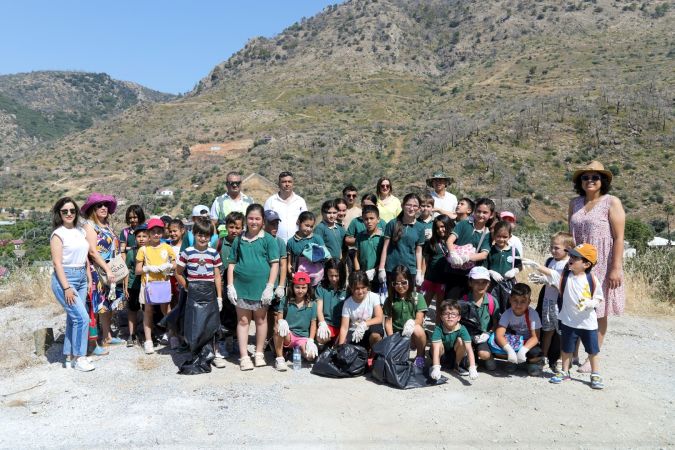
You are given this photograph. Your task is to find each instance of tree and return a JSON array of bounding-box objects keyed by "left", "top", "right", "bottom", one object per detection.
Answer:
[{"left": 624, "top": 218, "right": 652, "bottom": 252}]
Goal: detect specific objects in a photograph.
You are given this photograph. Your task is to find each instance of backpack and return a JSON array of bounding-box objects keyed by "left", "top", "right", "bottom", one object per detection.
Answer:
[
  {"left": 458, "top": 293, "right": 496, "bottom": 336},
  {"left": 558, "top": 266, "right": 596, "bottom": 310}
]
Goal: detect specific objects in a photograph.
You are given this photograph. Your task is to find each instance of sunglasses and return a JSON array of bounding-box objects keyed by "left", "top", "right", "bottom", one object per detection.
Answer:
[
  {"left": 60, "top": 208, "right": 77, "bottom": 215},
  {"left": 581, "top": 174, "right": 601, "bottom": 182},
  {"left": 227, "top": 181, "right": 241, "bottom": 187},
  {"left": 392, "top": 280, "right": 409, "bottom": 287},
  {"left": 380, "top": 184, "right": 391, "bottom": 189},
  {"left": 345, "top": 194, "right": 357, "bottom": 198},
  {"left": 95, "top": 202, "right": 109, "bottom": 209},
  {"left": 441, "top": 312, "right": 460, "bottom": 318}
]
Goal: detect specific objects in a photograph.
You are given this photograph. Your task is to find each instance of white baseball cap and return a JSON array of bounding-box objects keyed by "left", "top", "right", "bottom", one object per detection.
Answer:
[
  {"left": 191, "top": 205, "right": 210, "bottom": 217},
  {"left": 468, "top": 266, "right": 491, "bottom": 281}
]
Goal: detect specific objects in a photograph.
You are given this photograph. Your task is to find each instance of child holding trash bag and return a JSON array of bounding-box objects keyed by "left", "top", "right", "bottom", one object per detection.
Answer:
[
  {"left": 383, "top": 265, "right": 427, "bottom": 368},
  {"left": 430, "top": 300, "right": 478, "bottom": 381},
  {"left": 174, "top": 218, "right": 223, "bottom": 373},
  {"left": 272, "top": 272, "right": 319, "bottom": 371},
  {"left": 338, "top": 270, "right": 384, "bottom": 350}
]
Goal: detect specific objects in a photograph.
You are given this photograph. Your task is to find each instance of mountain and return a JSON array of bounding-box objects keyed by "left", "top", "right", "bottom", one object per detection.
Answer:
[
  {"left": 1, "top": 0, "right": 672, "bottom": 225},
  {"left": 0, "top": 71, "right": 174, "bottom": 158}
]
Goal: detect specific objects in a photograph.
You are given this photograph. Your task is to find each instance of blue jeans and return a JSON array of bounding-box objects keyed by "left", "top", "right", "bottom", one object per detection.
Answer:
[{"left": 51, "top": 267, "right": 89, "bottom": 357}]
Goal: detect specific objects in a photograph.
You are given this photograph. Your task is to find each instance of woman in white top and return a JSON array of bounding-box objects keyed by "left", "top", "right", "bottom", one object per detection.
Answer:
[{"left": 50, "top": 197, "right": 95, "bottom": 372}]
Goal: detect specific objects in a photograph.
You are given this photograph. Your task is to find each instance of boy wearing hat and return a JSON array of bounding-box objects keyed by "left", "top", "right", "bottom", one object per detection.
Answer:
[
  {"left": 524, "top": 243, "right": 605, "bottom": 389},
  {"left": 181, "top": 205, "right": 219, "bottom": 252},
  {"left": 427, "top": 172, "right": 457, "bottom": 219}
]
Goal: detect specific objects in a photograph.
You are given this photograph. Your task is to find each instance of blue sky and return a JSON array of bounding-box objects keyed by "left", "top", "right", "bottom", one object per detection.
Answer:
[{"left": 0, "top": 1, "right": 340, "bottom": 94}]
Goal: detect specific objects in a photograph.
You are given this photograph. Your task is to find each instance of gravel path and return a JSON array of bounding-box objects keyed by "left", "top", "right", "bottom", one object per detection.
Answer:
[{"left": 0, "top": 305, "right": 673, "bottom": 448}]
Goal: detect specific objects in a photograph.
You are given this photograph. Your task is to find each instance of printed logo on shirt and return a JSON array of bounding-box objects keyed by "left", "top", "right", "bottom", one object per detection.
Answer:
[
  {"left": 507, "top": 256, "right": 514, "bottom": 263},
  {"left": 160, "top": 249, "right": 168, "bottom": 260}
]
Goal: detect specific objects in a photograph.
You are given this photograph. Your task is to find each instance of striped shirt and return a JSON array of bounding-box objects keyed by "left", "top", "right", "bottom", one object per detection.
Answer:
[{"left": 178, "top": 247, "right": 222, "bottom": 282}]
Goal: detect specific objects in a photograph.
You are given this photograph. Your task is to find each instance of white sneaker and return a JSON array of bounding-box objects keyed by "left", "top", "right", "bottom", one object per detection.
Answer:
[
  {"left": 212, "top": 358, "right": 227, "bottom": 369},
  {"left": 239, "top": 356, "right": 254, "bottom": 371},
  {"left": 274, "top": 357, "right": 288, "bottom": 372},
  {"left": 254, "top": 352, "right": 266, "bottom": 367},
  {"left": 169, "top": 337, "right": 180, "bottom": 350},
  {"left": 144, "top": 341, "right": 155, "bottom": 354},
  {"left": 73, "top": 358, "right": 95, "bottom": 372}
]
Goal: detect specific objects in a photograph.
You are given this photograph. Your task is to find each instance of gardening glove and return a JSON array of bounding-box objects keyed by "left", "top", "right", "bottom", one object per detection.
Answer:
[
  {"left": 528, "top": 273, "right": 547, "bottom": 284},
  {"left": 366, "top": 269, "right": 375, "bottom": 281},
  {"left": 217, "top": 297, "right": 223, "bottom": 312},
  {"left": 521, "top": 258, "right": 541, "bottom": 269},
  {"left": 504, "top": 344, "right": 518, "bottom": 364},
  {"left": 415, "top": 272, "right": 424, "bottom": 287},
  {"left": 317, "top": 321, "right": 330, "bottom": 340},
  {"left": 277, "top": 319, "right": 290, "bottom": 337},
  {"left": 226, "top": 285, "right": 237, "bottom": 304},
  {"left": 305, "top": 339, "right": 318, "bottom": 359},
  {"left": 473, "top": 332, "right": 489, "bottom": 344},
  {"left": 578, "top": 297, "right": 599, "bottom": 311},
  {"left": 142, "top": 265, "right": 160, "bottom": 274},
  {"left": 159, "top": 262, "right": 173, "bottom": 274},
  {"left": 488, "top": 270, "right": 503, "bottom": 283},
  {"left": 377, "top": 269, "right": 387, "bottom": 283},
  {"left": 261, "top": 284, "right": 274, "bottom": 305},
  {"left": 517, "top": 346, "right": 530, "bottom": 364},
  {"left": 469, "top": 365, "right": 479, "bottom": 380},
  {"left": 430, "top": 365, "right": 442, "bottom": 381},
  {"left": 448, "top": 252, "right": 463, "bottom": 266},
  {"left": 504, "top": 268, "right": 520, "bottom": 279},
  {"left": 274, "top": 285, "right": 286, "bottom": 299},
  {"left": 351, "top": 321, "right": 368, "bottom": 343},
  {"left": 401, "top": 319, "right": 416, "bottom": 338}
]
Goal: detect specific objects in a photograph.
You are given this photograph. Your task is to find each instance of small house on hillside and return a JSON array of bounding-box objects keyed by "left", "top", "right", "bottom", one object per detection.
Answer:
[
  {"left": 648, "top": 237, "right": 675, "bottom": 247},
  {"left": 157, "top": 188, "right": 174, "bottom": 197}
]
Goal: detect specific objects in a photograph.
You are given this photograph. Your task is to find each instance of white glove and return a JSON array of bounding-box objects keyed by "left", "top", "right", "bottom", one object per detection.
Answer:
[
  {"left": 504, "top": 344, "right": 518, "bottom": 364},
  {"left": 448, "top": 252, "right": 463, "bottom": 266},
  {"left": 366, "top": 269, "right": 375, "bottom": 281},
  {"left": 415, "top": 272, "right": 424, "bottom": 287},
  {"left": 504, "top": 268, "right": 520, "bottom": 279},
  {"left": 401, "top": 319, "right": 416, "bottom": 338},
  {"left": 469, "top": 365, "right": 479, "bottom": 380},
  {"left": 578, "top": 298, "right": 599, "bottom": 311},
  {"left": 460, "top": 254, "right": 470, "bottom": 264},
  {"left": 159, "top": 262, "right": 173, "bottom": 274},
  {"left": 430, "top": 364, "right": 442, "bottom": 380},
  {"left": 317, "top": 321, "right": 330, "bottom": 340},
  {"left": 528, "top": 273, "right": 547, "bottom": 284},
  {"left": 277, "top": 319, "right": 290, "bottom": 337},
  {"left": 305, "top": 339, "right": 318, "bottom": 359},
  {"left": 217, "top": 297, "right": 223, "bottom": 311},
  {"left": 351, "top": 321, "right": 368, "bottom": 343},
  {"left": 521, "top": 258, "right": 541, "bottom": 269},
  {"left": 488, "top": 270, "right": 503, "bottom": 283},
  {"left": 142, "top": 265, "right": 161, "bottom": 274},
  {"left": 227, "top": 285, "right": 237, "bottom": 304},
  {"left": 516, "top": 346, "right": 529, "bottom": 364},
  {"left": 274, "top": 285, "right": 286, "bottom": 299},
  {"left": 261, "top": 284, "right": 274, "bottom": 305},
  {"left": 377, "top": 269, "right": 387, "bottom": 283},
  {"left": 472, "top": 332, "right": 489, "bottom": 344}
]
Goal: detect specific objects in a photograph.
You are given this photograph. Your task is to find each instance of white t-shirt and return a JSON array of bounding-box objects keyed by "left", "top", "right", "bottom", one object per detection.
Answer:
[
  {"left": 342, "top": 292, "right": 380, "bottom": 330},
  {"left": 543, "top": 257, "right": 569, "bottom": 304},
  {"left": 263, "top": 192, "right": 308, "bottom": 243},
  {"left": 430, "top": 190, "right": 458, "bottom": 218},
  {"left": 546, "top": 270, "right": 603, "bottom": 330},
  {"left": 51, "top": 226, "right": 89, "bottom": 267},
  {"left": 498, "top": 307, "right": 542, "bottom": 339},
  {"left": 509, "top": 235, "right": 524, "bottom": 261}
]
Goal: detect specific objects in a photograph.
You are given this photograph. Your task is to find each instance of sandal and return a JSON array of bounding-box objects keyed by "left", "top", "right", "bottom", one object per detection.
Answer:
[{"left": 577, "top": 360, "right": 592, "bottom": 373}]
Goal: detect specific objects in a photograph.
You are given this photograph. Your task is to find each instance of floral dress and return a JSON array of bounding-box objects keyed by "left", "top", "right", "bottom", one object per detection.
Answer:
[
  {"left": 569, "top": 195, "right": 625, "bottom": 317},
  {"left": 86, "top": 220, "right": 119, "bottom": 314}
]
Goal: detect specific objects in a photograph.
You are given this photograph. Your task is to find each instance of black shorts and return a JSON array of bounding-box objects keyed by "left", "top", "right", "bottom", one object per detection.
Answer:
[
  {"left": 127, "top": 288, "right": 141, "bottom": 312},
  {"left": 346, "top": 323, "right": 384, "bottom": 350}
]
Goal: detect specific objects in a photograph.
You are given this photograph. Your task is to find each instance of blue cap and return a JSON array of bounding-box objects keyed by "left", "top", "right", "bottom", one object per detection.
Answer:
[{"left": 264, "top": 210, "right": 281, "bottom": 222}]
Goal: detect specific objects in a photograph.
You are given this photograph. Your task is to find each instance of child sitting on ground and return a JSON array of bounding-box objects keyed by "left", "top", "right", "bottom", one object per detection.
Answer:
[
  {"left": 315, "top": 259, "right": 347, "bottom": 347},
  {"left": 430, "top": 300, "right": 478, "bottom": 381},
  {"left": 338, "top": 271, "right": 384, "bottom": 350},
  {"left": 383, "top": 265, "right": 428, "bottom": 368},
  {"left": 273, "top": 272, "right": 319, "bottom": 371},
  {"left": 491, "top": 283, "right": 543, "bottom": 376},
  {"left": 524, "top": 243, "right": 605, "bottom": 389}
]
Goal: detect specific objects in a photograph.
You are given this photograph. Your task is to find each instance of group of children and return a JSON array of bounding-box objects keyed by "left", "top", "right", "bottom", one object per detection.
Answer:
[{"left": 108, "top": 187, "right": 605, "bottom": 389}]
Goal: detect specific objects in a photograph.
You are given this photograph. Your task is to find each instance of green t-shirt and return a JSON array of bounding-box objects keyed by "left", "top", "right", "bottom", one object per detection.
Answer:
[
  {"left": 423, "top": 240, "right": 448, "bottom": 283},
  {"left": 355, "top": 230, "right": 385, "bottom": 271},
  {"left": 383, "top": 219, "right": 425, "bottom": 274},
  {"left": 461, "top": 293, "right": 500, "bottom": 333},
  {"left": 431, "top": 324, "right": 471, "bottom": 350},
  {"left": 487, "top": 245, "right": 522, "bottom": 276},
  {"left": 384, "top": 292, "right": 428, "bottom": 332},
  {"left": 315, "top": 285, "right": 347, "bottom": 326},
  {"left": 314, "top": 221, "right": 345, "bottom": 260},
  {"left": 227, "top": 231, "right": 280, "bottom": 301},
  {"left": 286, "top": 233, "right": 326, "bottom": 260},
  {"left": 275, "top": 299, "right": 317, "bottom": 337},
  {"left": 451, "top": 220, "right": 491, "bottom": 255},
  {"left": 416, "top": 217, "right": 433, "bottom": 242},
  {"left": 125, "top": 248, "right": 140, "bottom": 290},
  {"left": 346, "top": 217, "right": 386, "bottom": 237}
]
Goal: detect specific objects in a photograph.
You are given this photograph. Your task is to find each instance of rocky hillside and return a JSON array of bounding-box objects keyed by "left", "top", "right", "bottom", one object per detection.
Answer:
[
  {"left": 1, "top": 0, "right": 672, "bottom": 224},
  {"left": 0, "top": 71, "right": 174, "bottom": 158}
]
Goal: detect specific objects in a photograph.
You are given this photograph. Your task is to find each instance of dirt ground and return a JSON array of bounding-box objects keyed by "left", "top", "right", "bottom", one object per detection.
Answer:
[{"left": 0, "top": 304, "right": 673, "bottom": 448}]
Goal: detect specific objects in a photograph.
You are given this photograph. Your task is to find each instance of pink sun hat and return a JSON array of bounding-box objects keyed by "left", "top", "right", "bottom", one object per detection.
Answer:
[{"left": 80, "top": 192, "right": 118, "bottom": 215}]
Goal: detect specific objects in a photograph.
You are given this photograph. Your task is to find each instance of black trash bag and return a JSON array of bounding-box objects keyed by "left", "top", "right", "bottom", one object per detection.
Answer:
[
  {"left": 311, "top": 344, "right": 368, "bottom": 378},
  {"left": 371, "top": 333, "right": 447, "bottom": 389},
  {"left": 179, "top": 342, "right": 215, "bottom": 375},
  {"left": 159, "top": 287, "right": 187, "bottom": 335},
  {"left": 183, "top": 281, "right": 220, "bottom": 354}
]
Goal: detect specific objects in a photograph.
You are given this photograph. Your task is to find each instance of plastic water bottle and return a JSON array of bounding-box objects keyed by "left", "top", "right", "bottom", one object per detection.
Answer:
[{"left": 293, "top": 346, "right": 301, "bottom": 371}]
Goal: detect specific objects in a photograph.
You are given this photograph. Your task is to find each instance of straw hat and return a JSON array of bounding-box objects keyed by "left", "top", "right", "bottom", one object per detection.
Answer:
[
  {"left": 426, "top": 171, "right": 453, "bottom": 187},
  {"left": 572, "top": 161, "right": 613, "bottom": 183}
]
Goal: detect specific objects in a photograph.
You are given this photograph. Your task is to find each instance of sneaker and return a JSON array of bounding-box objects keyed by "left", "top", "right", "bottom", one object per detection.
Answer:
[
  {"left": 73, "top": 357, "right": 95, "bottom": 372},
  {"left": 590, "top": 373, "right": 605, "bottom": 390},
  {"left": 211, "top": 358, "right": 227, "bottom": 369},
  {"left": 455, "top": 366, "right": 470, "bottom": 376},
  {"left": 126, "top": 338, "right": 135, "bottom": 348},
  {"left": 527, "top": 362, "right": 543, "bottom": 377},
  {"left": 484, "top": 358, "right": 497, "bottom": 371},
  {"left": 254, "top": 352, "right": 266, "bottom": 367},
  {"left": 143, "top": 341, "right": 154, "bottom": 354},
  {"left": 239, "top": 356, "right": 254, "bottom": 371},
  {"left": 414, "top": 356, "right": 425, "bottom": 369},
  {"left": 274, "top": 357, "right": 288, "bottom": 372},
  {"left": 92, "top": 345, "right": 109, "bottom": 356},
  {"left": 169, "top": 337, "right": 180, "bottom": 350},
  {"left": 159, "top": 333, "right": 169, "bottom": 345},
  {"left": 550, "top": 371, "right": 571, "bottom": 384},
  {"left": 572, "top": 357, "right": 581, "bottom": 366}
]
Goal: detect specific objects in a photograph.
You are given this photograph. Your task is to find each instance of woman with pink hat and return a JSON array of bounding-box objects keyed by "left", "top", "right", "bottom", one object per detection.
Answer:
[
  {"left": 81, "top": 192, "right": 122, "bottom": 352},
  {"left": 568, "top": 161, "right": 625, "bottom": 373}
]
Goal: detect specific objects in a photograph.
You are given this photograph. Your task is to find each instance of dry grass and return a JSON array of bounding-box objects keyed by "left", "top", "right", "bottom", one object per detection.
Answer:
[
  {"left": 135, "top": 356, "right": 160, "bottom": 371},
  {"left": 0, "top": 268, "right": 53, "bottom": 308}
]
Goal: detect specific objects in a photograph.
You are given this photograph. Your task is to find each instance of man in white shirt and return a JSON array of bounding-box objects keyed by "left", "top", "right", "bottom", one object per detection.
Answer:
[
  {"left": 263, "top": 171, "right": 307, "bottom": 242},
  {"left": 426, "top": 171, "right": 457, "bottom": 218},
  {"left": 210, "top": 171, "right": 254, "bottom": 235}
]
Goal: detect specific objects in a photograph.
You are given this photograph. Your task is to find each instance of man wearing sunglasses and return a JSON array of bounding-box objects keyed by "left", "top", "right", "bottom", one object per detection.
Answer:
[
  {"left": 210, "top": 172, "right": 254, "bottom": 235},
  {"left": 341, "top": 184, "right": 361, "bottom": 230}
]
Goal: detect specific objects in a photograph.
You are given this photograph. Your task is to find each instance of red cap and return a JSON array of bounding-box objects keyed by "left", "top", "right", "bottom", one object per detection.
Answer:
[
  {"left": 146, "top": 218, "right": 165, "bottom": 230},
  {"left": 292, "top": 272, "right": 311, "bottom": 285}
]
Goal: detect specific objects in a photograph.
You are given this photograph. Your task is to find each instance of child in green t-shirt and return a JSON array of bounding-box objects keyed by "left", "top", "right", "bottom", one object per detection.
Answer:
[
  {"left": 430, "top": 300, "right": 478, "bottom": 381},
  {"left": 416, "top": 193, "right": 434, "bottom": 242},
  {"left": 383, "top": 265, "right": 428, "bottom": 368},
  {"left": 316, "top": 259, "right": 347, "bottom": 346},
  {"left": 123, "top": 224, "right": 147, "bottom": 347}
]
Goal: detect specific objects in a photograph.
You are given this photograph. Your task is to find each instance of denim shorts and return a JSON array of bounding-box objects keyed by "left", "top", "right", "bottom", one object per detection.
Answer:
[{"left": 560, "top": 323, "right": 600, "bottom": 355}]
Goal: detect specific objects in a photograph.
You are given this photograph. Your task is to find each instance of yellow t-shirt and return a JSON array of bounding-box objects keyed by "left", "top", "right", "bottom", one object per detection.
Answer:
[
  {"left": 136, "top": 243, "right": 176, "bottom": 283},
  {"left": 377, "top": 195, "right": 402, "bottom": 223}
]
